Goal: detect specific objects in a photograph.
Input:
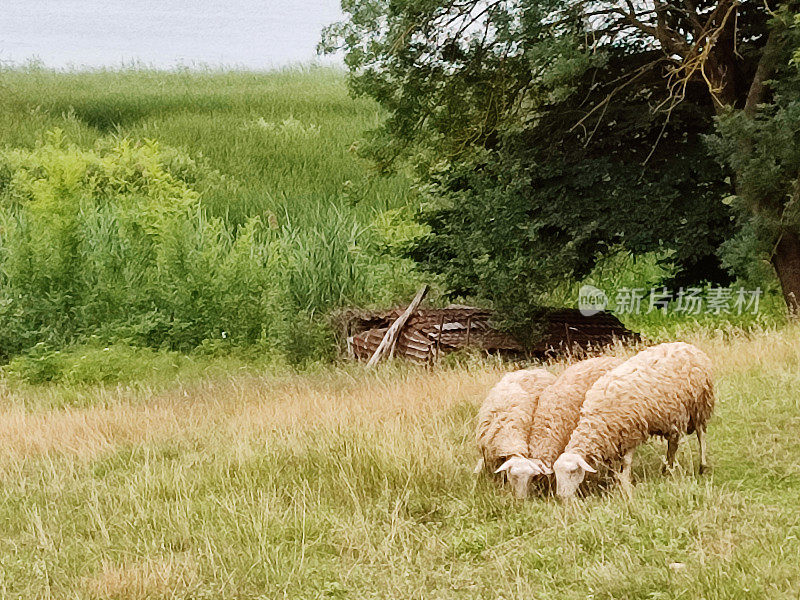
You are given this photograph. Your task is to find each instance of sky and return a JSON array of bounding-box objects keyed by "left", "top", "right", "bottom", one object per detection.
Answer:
[{"left": 0, "top": 0, "right": 344, "bottom": 70}]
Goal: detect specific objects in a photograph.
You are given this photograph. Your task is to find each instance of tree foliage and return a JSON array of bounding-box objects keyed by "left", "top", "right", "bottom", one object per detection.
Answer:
[
  {"left": 324, "top": 0, "right": 800, "bottom": 322},
  {"left": 707, "top": 9, "right": 800, "bottom": 295}
]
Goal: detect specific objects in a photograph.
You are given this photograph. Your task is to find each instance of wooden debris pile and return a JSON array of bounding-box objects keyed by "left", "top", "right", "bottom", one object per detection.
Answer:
[{"left": 341, "top": 287, "right": 637, "bottom": 366}]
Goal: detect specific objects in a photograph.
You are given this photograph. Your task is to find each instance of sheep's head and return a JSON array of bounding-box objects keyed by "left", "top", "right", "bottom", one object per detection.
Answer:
[
  {"left": 495, "top": 456, "right": 542, "bottom": 499},
  {"left": 553, "top": 452, "right": 596, "bottom": 500}
]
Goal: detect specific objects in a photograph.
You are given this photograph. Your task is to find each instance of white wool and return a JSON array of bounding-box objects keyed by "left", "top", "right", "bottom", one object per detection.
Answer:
[
  {"left": 527, "top": 356, "right": 623, "bottom": 468},
  {"left": 475, "top": 368, "right": 556, "bottom": 471},
  {"left": 555, "top": 342, "right": 715, "bottom": 498}
]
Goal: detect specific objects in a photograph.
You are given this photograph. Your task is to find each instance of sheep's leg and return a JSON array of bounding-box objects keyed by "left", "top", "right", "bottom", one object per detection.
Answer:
[
  {"left": 697, "top": 425, "right": 708, "bottom": 474},
  {"left": 617, "top": 449, "right": 634, "bottom": 497},
  {"left": 663, "top": 435, "right": 680, "bottom": 474}
]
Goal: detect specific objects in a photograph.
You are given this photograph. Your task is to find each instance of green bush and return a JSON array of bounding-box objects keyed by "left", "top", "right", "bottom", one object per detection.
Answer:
[
  {"left": 0, "top": 131, "right": 423, "bottom": 362},
  {"left": 3, "top": 343, "right": 245, "bottom": 387},
  {"left": 3, "top": 343, "right": 67, "bottom": 384},
  {"left": 0, "top": 131, "right": 288, "bottom": 356}
]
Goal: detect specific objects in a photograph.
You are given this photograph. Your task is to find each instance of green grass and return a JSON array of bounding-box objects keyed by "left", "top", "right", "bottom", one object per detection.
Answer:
[
  {"left": 1, "top": 327, "right": 799, "bottom": 598},
  {"left": 0, "top": 67, "right": 426, "bottom": 359},
  {"left": 543, "top": 250, "right": 788, "bottom": 339},
  {"left": 0, "top": 66, "right": 412, "bottom": 227}
]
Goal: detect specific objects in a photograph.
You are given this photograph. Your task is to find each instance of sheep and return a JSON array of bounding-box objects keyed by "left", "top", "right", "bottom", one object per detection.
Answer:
[
  {"left": 553, "top": 342, "right": 715, "bottom": 499},
  {"left": 503, "top": 368, "right": 558, "bottom": 396},
  {"left": 522, "top": 356, "right": 624, "bottom": 478},
  {"left": 474, "top": 368, "right": 556, "bottom": 498}
]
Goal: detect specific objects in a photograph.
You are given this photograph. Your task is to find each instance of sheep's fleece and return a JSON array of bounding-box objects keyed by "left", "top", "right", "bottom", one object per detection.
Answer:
[
  {"left": 565, "top": 342, "right": 715, "bottom": 466},
  {"left": 527, "top": 356, "right": 623, "bottom": 468},
  {"left": 475, "top": 369, "right": 556, "bottom": 471}
]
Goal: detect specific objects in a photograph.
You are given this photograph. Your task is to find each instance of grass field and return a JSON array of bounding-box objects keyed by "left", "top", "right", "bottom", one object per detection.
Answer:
[
  {"left": 1, "top": 326, "right": 799, "bottom": 599},
  {"left": 0, "top": 67, "right": 427, "bottom": 359},
  {"left": 0, "top": 66, "right": 411, "bottom": 226},
  {"left": 1, "top": 65, "right": 798, "bottom": 599}
]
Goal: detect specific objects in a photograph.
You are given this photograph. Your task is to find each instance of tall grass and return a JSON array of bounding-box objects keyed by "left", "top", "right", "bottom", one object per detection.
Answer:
[
  {"left": 1, "top": 328, "right": 798, "bottom": 598},
  {"left": 0, "top": 66, "right": 411, "bottom": 226},
  {"left": 0, "top": 67, "right": 423, "bottom": 362}
]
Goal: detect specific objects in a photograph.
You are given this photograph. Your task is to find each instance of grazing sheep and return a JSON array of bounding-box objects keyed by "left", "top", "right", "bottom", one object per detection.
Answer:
[
  {"left": 503, "top": 369, "right": 557, "bottom": 396},
  {"left": 523, "top": 356, "right": 623, "bottom": 478},
  {"left": 474, "top": 368, "right": 556, "bottom": 498},
  {"left": 554, "top": 342, "right": 715, "bottom": 499}
]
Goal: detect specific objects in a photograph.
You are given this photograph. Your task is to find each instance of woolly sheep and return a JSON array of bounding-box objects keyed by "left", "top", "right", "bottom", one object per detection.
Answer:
[
  {"left": 474, "top": 368, "right": 556, "bottom": 498},
  {"left": 554, "top": 342, "right": 715, "bottom": 499},
  {"left": 503, "top": 368, "right": 558, "bottom": 396},
  {"left": 521, "top": 356, "right": 623, "bottom": 478}
]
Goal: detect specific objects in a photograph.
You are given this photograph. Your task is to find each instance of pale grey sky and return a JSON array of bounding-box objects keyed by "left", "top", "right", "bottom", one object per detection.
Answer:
[{"left": 1, "top": 0, "right": 344, "bottom": 69}]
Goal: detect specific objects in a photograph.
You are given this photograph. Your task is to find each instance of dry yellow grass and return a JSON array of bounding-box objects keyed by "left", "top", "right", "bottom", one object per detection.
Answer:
[
  {"left": 0, "top": 368, "right": 498, "bottom": 465},
  {"left": 82, "top": 555, "right": 200, "bottom": 600},
  {"left": 2, "top": 327, "right": 795, "bottom": 466},
  {"left": 1, "top": 327, "right": 799, "bottom": 599}
]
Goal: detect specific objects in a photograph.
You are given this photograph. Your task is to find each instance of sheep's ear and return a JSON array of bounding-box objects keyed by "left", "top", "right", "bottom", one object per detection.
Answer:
[
  {"left": 528, "top": 461, "right": 548, "bottom": 476},
  {"left": 473, "top": 458, "right": 485, "bottom": 474},
  {"left": 577, "top": 456, "right": 597, "bottom": 473},
  {"left": 495, "top": 459, "right": 514, "bottom": 474}
]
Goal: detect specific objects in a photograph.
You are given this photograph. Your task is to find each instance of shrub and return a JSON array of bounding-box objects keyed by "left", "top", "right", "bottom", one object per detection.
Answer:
[
  {"left": 4, "top": 343, "right": 220, "bottom": 386},
  {"left": 0, "top": 131, "right": 423, "bottom": 362},
  {"left": 3, "top": 343, "right": 67, "bottom": 384},
  {"left": 0, "top": 132, "right": 288, "bottom": 357}
]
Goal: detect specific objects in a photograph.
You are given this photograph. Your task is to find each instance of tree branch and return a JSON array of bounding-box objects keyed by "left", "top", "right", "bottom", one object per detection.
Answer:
[{"left": 617, "top": 4, "right": 692, "bottom": 57}]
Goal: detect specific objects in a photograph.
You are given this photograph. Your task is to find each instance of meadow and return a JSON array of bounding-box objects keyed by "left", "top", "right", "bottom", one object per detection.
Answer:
[
  {"left": 0, "top": 66, "right": 427, "bottom": 362},
  {"left": 0, "top": 66, "right": 410, "bottom": 226},
  {"left": 1, "top": 66, "right": 799, "bottom": 599},
  {"left": 0, "top": 326, "right": 798, "bottom": 598}
]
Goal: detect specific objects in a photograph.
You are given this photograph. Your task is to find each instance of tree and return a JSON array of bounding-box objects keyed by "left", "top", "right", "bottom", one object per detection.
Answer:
[
  {"left": 707, "top": 8, "right": 800, "bottom": 312},
  {"left": 322, "top": 0, "right": 800, "bottom": 314}
]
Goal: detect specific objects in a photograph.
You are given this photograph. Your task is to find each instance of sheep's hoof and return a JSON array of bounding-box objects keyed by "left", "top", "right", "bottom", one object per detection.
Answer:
[{"left": 699, "top": 464, "right": 708, "bottom": 475}]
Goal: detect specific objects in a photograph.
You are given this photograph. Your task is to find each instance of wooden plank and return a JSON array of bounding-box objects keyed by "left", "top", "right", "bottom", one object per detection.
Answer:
[
  {"left": 434, "top": 312, "right": 445, "bottom": 362},
  {"left": 367, "top": 285, "right": 429, "bottom": 367}
]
